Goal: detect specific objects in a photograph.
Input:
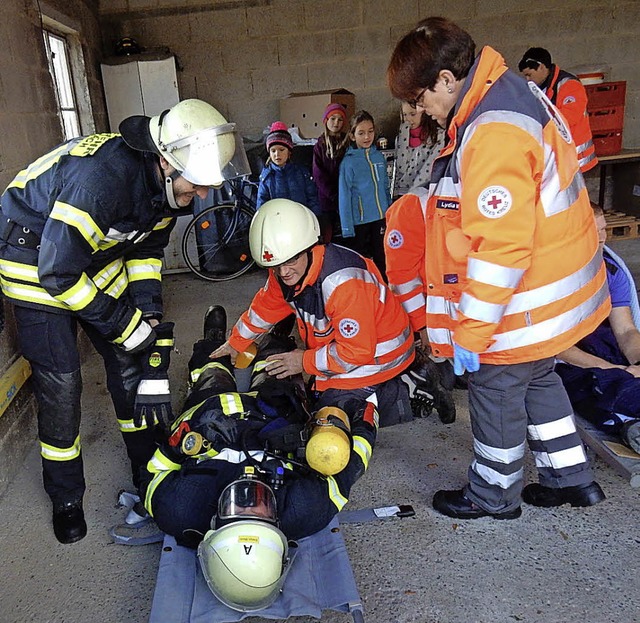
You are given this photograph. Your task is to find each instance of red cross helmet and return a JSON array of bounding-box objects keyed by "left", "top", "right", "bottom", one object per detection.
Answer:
[{"left": 249, "top": 199, "right": 320, "bottom": 268}]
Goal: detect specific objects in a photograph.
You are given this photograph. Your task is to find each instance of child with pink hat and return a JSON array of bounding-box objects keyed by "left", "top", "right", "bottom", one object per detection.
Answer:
[{"left": 312, "top": 104, "right": 349, "bottom": 243}]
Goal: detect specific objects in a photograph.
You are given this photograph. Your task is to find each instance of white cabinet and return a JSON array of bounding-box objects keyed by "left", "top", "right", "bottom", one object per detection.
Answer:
[{"left": 101, "top": 55, "right": 179, "bottom": 132}]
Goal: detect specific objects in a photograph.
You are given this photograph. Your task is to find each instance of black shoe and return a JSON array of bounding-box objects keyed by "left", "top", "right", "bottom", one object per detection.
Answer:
[
  {"left": 621, "top": 420, "right": 640, "bottom": 454},
  {"left": 432, "top": 489, "right": 521, "bottom": 520},
  {"left": 522, "top": 481, "right": 605, "bottom": 508},
  {"left": 52, "top": 500, "right": 87, "bottom": 544},
  {"left": 203, "top": 305, "right": 227, "bottom": 343}
]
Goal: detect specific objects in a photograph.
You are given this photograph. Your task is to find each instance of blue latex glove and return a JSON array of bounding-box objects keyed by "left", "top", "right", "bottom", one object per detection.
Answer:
[{"left": 453, "top": 343, "right": 480, "bottom": 376}]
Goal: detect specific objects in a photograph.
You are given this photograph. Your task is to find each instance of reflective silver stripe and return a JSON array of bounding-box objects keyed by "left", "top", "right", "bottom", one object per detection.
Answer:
[
  {"left": 576, "top": 138, "right": 594, "bottom": 153},
  {"left": 471, "top": 460, "right": 523, "bottom": 490},
  {"left": 467, "top": 258, "right": 524, "bottom": 290},
  {"left": 0, "top": 279, "right": 67, "bottom": 308},
  {"left": 207, "top": 448, "right": 265, "bottom": 464},
  {"left": 426, "top": 295, "right": 458, "bottom": 320},
  {"left": 459, "top": 292, "right": 505, "bottom": 324},
  {"left": 433, "top": 175, "right": 460, "bottom": 198},
  {"left": 505, "top": 250, "right": 603, "bottom": 315},
  {"left": 376, "top": 327, "right": 412, "bottom": 357},
  {"left": 126, "top": 259, "right": 162, "bottom": 282},
  {"left": 50, "top": 201, "right": 104, "bottom": 251},
  {"left": 7, "top": 142, "right": 73, "bottom": 189},
  {"left": 40, "top": 436, "right": 81, "bottom": 461},
  {"left": 92, "top": 259, "right": 125, "bottom": 289},
  {"left": 532, "top": 445, "right": 586, "bottom": 469},
  {"left": 121, "top": 318, "right": 153, "bottom": 352},
  {"left": 403, "top": 292, "right": 425, "bottom": 314},
  {"left": 326, "top": 475, "right": 348, "bottom": 510},
  {"left": 315, "top": 346, "right": 414, "bottom": 382},
  {"left": 540, "top": 167, "right": 585, "bottom": 217},
  {"left": 0, "top": 258, "right": 40, "bottom": 283},
  {"left": 427, "top": 327, "right": 453, "bottom": 346},
  {"left": 219, "top": 392, "right": 243, "bottom": 414},
  {"left": 326, "top": 343, "right": 355, "bottom": 372},
  {"left": 473, "top": 438, "right": 525, "bottom": 464},
  {"left": 247, "top": 308, "right": 272, "bottom": 330},
  {"left": 315, "top": 347, "right": 329, "bottom": 373},
  {"left": 527, "top": 414, "right": 576, "bottom": 441},
  {"left": 298, "top": 308, "right": 331, "bottom": 333},
  {"left": 460, "top": 110, "right": 543, "bottom": 152},
  {"left": 236, "top": 320, "right": 261, "bottom": 340},
  {"left": 57, "top": 276, "right": 98, "bottom": 310},
  {"left": 390, "top": 277, "right": 423, "bottom": 296},
  {"left": 322, "top": 267, "right": 386, "bottom": 303},
  {"left": 148, "top": 451, "right": 181, "bottom": 473},
  {"left": 578, "top": 151, "right": 596, "bottom": 168},
  {"left": 137, "top": 379, "right": 170, "bottom": 394},
  {"left": 488, "top": 279, "right": 609, "bottom": 352}
]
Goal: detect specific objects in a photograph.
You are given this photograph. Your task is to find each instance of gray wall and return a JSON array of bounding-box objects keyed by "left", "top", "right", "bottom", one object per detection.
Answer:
[{"left": 98, "top": 0, "right": 640, "bottom": 145}]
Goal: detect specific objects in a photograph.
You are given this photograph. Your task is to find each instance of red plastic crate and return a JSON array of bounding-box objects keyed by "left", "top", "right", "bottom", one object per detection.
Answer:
[
  {"left": 585, "top": 81, "right": 626, "bottom": 110},
  {"left": 592, "top": 130, "right": 623, "bottom": 156},
  {"left": 588, "top": 105, "right": 625, "bottom": 132}
]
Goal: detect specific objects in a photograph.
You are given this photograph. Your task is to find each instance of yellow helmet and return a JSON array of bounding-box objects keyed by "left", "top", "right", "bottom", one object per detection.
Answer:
[{"left": 305, "top": 406, "right": 351, "bottom": 476}]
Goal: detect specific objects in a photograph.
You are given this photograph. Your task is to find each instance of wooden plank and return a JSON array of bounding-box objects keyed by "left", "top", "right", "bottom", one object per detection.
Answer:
[
  {"left": 0, "top": 356, "right": 32, "bottom": 420},
  {"left": 575, "top": 414, "right": 640, "bottom": 487}
]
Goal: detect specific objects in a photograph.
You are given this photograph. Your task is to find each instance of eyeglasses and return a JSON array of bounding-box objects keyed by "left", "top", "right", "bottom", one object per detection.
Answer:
[
  {"left": 276, "top": 251, "right": 304, "bottom": 268},
  {"left": 408, "top": 87, "right": 428, "bottom": 109}
]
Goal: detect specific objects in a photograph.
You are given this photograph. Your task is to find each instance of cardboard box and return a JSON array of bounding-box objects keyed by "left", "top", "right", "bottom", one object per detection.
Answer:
[{"left": 279, "top": 89, "right": 356, "bottom": 139}]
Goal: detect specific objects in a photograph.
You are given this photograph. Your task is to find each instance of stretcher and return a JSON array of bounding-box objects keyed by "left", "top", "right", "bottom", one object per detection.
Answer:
[{"left": 149, "top": 515, "right": 364, "bottom": 623}]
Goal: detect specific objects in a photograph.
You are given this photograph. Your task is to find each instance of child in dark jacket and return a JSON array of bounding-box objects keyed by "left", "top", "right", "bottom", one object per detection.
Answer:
[
  {"left": 312, "top": 103, "right": 348, "bottom": 243},
  {"left": 257, "top": 122, "right": 320, "bottom": 214},
  {"left": 338, "top": 110, "right": 391, "bottom": 277}
]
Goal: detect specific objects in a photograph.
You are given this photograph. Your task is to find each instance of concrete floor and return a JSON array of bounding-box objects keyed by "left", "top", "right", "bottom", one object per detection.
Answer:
[{"left": 0, "top": 242, "right": 639, "bottom": 623}]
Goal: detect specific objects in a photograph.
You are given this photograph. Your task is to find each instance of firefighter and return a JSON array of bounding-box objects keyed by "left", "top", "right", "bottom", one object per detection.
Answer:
[
  {"left": 0, "top": 99, "right": 251, "bottom": 543},
  {"left": 140, "top": 307, "right": 378, "bottom": 553},
  {"left": 211, "top": 198, "right": 416, "bottom": 427},
  {"left": 518, "top": 46, "right": 598, "bottom": 173},
  {"left": 387, "top": 17, "right": 609, "bottom": 519}
]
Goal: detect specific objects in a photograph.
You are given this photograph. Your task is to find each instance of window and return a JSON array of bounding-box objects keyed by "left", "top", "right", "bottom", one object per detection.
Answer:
[{"left": 43, "top": 30, "right": 81, "bottom": 140}]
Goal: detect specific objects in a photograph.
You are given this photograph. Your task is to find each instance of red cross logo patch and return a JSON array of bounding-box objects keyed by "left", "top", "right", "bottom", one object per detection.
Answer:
[
  {"left": 262, "top": 249, "right": 274, "bottom": 263},
  {"left": 386, "top": 229, "right": 404, "bottom": 249},
  {"left": 477, "top": 186, "right": 512, "bottom": 219},
  {"left": 339, "top": 318, "right": 360, "bottom": 338}
]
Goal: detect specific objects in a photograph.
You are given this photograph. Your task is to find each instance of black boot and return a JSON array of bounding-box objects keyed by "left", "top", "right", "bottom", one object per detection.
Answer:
[
  {"left": 52, "top": 500, "right": 87, "bottom": 544},
  {"left": 203, "top": 305, "right": 227, "bottom": 344},
  {"left": 522, "top": 481, "right": 606, "bottom": 508}
]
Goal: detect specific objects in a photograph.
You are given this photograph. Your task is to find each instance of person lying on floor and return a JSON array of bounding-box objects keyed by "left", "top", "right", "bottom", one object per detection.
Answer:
[
  {"left": 138, "top": 305, "right": 378, "bottom": 550},
  {"left": 555, "top": 203, "right": 640, "bottom": 453}
]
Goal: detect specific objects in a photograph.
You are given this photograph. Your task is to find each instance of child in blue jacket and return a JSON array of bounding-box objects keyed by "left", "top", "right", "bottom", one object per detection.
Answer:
[
  {"left": 257, "top": 122, "right": 319, "bottom": 214},
  {"left": 338, "top": 110, "right": 391, "bottom": 276}
]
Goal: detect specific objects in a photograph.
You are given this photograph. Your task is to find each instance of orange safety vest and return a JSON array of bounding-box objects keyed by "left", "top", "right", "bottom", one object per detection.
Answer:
[
  {"left": 229, "top": 244, "right": 414, "bottom": 390},
  {"left": 424, "top": 46, "right": 610, "bottom": 365},
  {"left": 545, "top": 65, "right": 598, "bottom": 173},
  {"left": 385, "top": 188, "right": 429, "bottom": 334}
]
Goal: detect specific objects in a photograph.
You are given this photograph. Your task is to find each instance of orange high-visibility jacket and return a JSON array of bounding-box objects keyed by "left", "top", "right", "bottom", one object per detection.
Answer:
[
  {"left": 424, "top": 46, "right": 610, "bottom": 365},
  {"left": 545, "top": 65, "right": 598, "bottom": 173},
  {"left": 385, "top": 187, "right": 429, "bottom": 334},
  {"left": 229, "top": 243, "right": 414, "bottom": 390}
]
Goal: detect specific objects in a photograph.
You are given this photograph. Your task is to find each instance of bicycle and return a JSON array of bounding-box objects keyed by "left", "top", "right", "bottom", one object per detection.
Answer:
[{"left": 181, "top": 177, "right": 258, "bottom": 282}]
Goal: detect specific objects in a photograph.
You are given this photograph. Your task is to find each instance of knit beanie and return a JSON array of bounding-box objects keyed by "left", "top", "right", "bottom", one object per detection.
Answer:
[
  {"left": 266, "top": 121, "right": 293, "bottom": 151},
  {"left": 322, "top": 103, "right": 347, "bottom": 125}
]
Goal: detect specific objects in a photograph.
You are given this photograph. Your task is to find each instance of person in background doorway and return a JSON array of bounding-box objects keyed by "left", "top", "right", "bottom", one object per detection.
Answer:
[
  {"left": 257, "top": 122, "right": 320, "bottom": 215},
  {"left": 518, "top": 47, "right": 597, "bottom": 173},
  {"left": 313, "top": 103, "right": 348, "bottom": 243},
  {"left": 393, "top": 101, "right": 445, "bottom": 199},
  {"left": 338, "top": 110, "right": 391, "bottom": 277},
  {"left": 387, "top": 16, "right": 609, "bottom": 521}
]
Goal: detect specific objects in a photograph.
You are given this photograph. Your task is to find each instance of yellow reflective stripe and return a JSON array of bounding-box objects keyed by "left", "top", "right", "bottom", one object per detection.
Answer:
[
  {"left": 0, "top": 258, "right": 41, "bottom": 283},
  {"left": 92, "top": 258, "right": 125, "bottom": 289},
  {"left": 353, "top": 436, "right": 372, "bottom": 469},
  {"left": 0, "top": 276, "right": 68, "bottom": 308},
  {"left": 40, "top": 436, "right": 81, "bottom": 461},
  {"left": 102, "top": 272, "right": 128, "bottom": 299},
  {"left": 113, "top": 308, "right": 143, "bottom": 345},
  {"left": 126, "top": 258, "right": 162, "bottom": 282},
  {"left": 144, "top": 470, "right": 173, "bottom": 518},
  {"left": 326, "top": 476, "right": 349, "bottom": 511},
  {"left": 56, "top": 274, "right": 98, "bottom": 311},
  {"left": 219, "top": 392, "right": 244, "bottom": 414},
  {"left": 7, "top": 143, "right": 72, "bottom": 189},
  {"left": 50, "top": 201, "right": 104, "bottom": 251},
  {"left": 253, "top": 360, "right": 270, "bottom": 373},
  {"left": 118, "top": 410, "right": 156, "bottom": 432},
  {"left": 153, "top": 217, "right": 173, "bottom": 231},
  {"left": 190, "top": 361, "right": 234, "bottom": 385},
  {"left": 147, "top": 449, "right": 182, "bottom": 474},
  {"left": 155, "top": 338, "right": 173, "bottom": 347}
]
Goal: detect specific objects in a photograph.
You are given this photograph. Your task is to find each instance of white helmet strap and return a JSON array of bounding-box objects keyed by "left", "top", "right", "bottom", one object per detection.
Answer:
[{"left": 164, "top": 170, "right": 183, "bottom": 210}]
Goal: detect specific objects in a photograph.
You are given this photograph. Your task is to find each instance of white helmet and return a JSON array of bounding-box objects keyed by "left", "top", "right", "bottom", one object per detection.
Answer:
[
  {"left": 119, "top": 99, "right": 251, "bottom": 188},
  {"left": 249, "top": 199, "right": 320, "bottom": 267}
]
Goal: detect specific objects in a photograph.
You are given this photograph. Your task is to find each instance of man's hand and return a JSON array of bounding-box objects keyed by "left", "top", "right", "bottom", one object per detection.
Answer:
[
  {"left": 265, "top": 349, "right": 305, "bottom": 379},
  {"left": 209, "top": 340, "right": 239, "bottom": 364},
  {"left": 453, "top": 343, "right": 480, "bottom": 376}
]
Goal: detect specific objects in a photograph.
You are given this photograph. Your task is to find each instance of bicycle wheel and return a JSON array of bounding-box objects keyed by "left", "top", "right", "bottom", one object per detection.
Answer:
[{"left": 181, "top": 203, "right": 256, "bottom": 282}]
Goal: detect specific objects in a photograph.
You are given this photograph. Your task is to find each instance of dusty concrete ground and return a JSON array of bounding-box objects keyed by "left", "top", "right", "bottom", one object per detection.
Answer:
[{"left": 0, "top": 242, "right": 639, "bottom": 623}]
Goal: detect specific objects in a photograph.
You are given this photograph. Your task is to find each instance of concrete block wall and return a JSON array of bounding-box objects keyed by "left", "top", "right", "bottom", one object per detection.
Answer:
[
  {"left": 98, "top": 0, "right": 640, "bottom": 146},
  {"left": 0, "top": 0, "right": 105, "bottom": 497}
]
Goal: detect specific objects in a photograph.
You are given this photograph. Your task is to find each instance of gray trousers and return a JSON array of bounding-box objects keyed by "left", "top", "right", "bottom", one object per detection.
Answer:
[{"left": 465, "top": 358, "right": 593, "bottom": 513}]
